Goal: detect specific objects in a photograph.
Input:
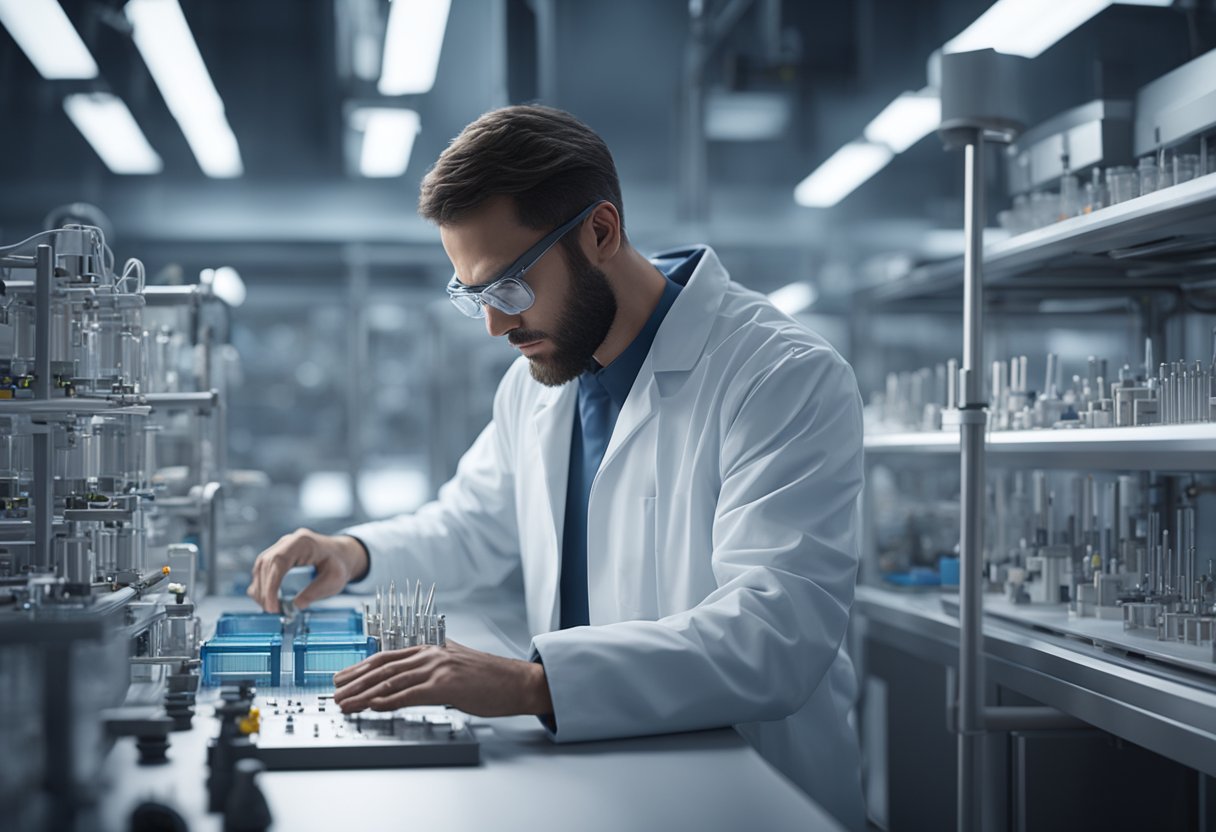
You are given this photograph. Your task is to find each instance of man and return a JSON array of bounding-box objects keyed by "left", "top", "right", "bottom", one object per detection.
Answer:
[{"left": 248, "top": 105, "right": 866, "bottom": 831}]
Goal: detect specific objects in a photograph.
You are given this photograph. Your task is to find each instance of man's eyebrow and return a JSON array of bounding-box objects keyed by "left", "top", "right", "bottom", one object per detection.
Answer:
[{"left": 456, "top": 258, "right": 515, "bottom": 289}]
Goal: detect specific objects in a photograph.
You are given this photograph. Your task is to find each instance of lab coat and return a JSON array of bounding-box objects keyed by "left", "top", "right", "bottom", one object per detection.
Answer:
[{"left": 346, "top": 246, "right": 866, "bottom": 831}]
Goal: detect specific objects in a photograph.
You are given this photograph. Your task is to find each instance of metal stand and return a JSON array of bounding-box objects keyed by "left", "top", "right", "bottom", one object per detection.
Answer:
[
  {"left": 956, "top": 130, "right": 988, "bottom": 832},
  {"left": 945, "top": 78, "right": 1089, "bottom": 832}
]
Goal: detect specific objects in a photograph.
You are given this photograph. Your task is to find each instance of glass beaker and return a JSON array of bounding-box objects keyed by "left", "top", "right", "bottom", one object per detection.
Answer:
[
  {"left": 1137, "top": 156, "right": 1159, "bottom": 196},
  {"left": 1107, "top": 166, "right": 1137, "bottom": 204}
]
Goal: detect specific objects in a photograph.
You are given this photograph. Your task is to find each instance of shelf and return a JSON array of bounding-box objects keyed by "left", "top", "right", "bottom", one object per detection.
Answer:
[
  {"left": 864, "top": 423, "right": 1216, "bottom": 470},
  {"left": 861, "top": 172, "right": 1216, "bottom": 306}
]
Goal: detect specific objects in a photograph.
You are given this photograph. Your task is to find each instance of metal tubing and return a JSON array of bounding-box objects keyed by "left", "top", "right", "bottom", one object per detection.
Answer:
[
  {"left": 33, "top": 245, "right": 55, "bottom": 573},
  {"left": 958, "top": 131, "right": 987, "bottom": 832}
]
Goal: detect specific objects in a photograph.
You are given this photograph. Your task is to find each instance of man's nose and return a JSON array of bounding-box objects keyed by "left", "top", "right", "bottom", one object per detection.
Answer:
[{"left": 484, "top": 304, "right": 519, "bottom": 338}]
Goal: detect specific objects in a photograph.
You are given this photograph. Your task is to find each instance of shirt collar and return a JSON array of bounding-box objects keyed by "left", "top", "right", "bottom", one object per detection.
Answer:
[{"left": 581, "top": 253, "right": 692, "bottom": 407}]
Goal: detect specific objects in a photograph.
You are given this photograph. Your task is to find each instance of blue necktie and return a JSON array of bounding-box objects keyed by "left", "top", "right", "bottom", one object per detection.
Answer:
[{"left": 560, "top": 372, "right": 614, "bottom": 629}]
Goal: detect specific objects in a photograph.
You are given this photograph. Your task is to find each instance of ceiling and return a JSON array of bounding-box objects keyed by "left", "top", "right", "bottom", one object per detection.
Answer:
[{"left": 0, "top": 0, "right": 1209, "bottom": 304}]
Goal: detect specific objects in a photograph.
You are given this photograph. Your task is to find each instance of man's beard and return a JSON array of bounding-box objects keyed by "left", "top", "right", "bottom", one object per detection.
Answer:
[{"left": 509, "top": 246, "right": 617, "bottom": 387}]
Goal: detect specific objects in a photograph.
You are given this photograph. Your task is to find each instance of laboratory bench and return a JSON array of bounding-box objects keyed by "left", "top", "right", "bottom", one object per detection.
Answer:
[{"left": 97, "top": 596, "right": 845, "bottom": 832}]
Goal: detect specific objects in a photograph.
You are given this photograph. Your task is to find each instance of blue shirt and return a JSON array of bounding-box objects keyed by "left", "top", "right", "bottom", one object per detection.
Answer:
[{"left": 558, "top": 249, "right": 701, "bottom": 629}]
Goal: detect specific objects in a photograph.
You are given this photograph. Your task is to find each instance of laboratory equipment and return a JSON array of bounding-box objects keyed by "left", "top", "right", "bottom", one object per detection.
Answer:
[
  {"left": 1134, "top": 48, "right": 1216, "bottom": 159},
  {"left": 254, "top": 694, "right": 479, "bottom": 769},
  {"left": 0, "top": 219, "right": 255, "bottom": 830},
  {"left": 363, "top": 578, "right": 447, "bottom": 650},
  {"left": 865, "top": 336, "right": 1215, "bottom": 434},
  {"left": 1004, "top": 100, "right": 1133, "bottom": 198},
  {"left": 871, "top": 465, "right": 1216, "bottom": 662}
]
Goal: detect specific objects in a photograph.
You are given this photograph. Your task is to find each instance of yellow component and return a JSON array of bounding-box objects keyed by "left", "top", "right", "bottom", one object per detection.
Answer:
[
  {"left": 238, "top": 706, "right": 261, "bottom": 736},
  {"left": 1091, "top": 553, "right": 1101, "bottom": 570},
  {"left": 0, "top": 390, "right": 12, "bottom": 399},
  {"left": 162, "top": 566, "right": 171, "bottom": 575}
]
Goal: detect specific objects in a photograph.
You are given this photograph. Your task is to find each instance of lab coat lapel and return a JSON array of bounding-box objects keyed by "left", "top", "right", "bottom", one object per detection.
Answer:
[
  {"left": 598, "top": 248, "right": 729, "bottom": 474},
  {"left": 531, "top": 382, "right": 577, "bottom": 631},
  {"left": 599, "top": 368, "right": 657, "bottom": 474}
]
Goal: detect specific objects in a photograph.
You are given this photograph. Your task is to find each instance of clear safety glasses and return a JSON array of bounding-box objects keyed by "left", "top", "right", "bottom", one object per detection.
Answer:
[{"left": 446, "top": 201, "right": 601, "bottom": 319}]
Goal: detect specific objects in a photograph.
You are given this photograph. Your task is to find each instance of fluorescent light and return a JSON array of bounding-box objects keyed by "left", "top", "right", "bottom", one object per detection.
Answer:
[
  {"left": 63, "top": 93, "right": 163, "bottom": 175},
  {"left": 943, "top": 0, "right": 1110, "bottom": 59},
  {"left": 0, "top": 0, "right": 98, "bottom": 79},
  {"left": 125, "top": 0, "right": 243, "bottom": 178},
  {"left": 1113, "top": 0, "right": 1172, "bottom": 5},
  {"left": 379, "top": 0, "right": 451, "bottom": 95},
  {"left": 794, "top": 142, "right": 894, "bottom": 208},
  {"left": 767, "top": 282, "right": 818, "bottom": 316},
  {"left": 354, "top": 108, "right": 421, "bottom": 177},
  {"left": 864, "top": 92, "right": 942, "bottom": 153}
]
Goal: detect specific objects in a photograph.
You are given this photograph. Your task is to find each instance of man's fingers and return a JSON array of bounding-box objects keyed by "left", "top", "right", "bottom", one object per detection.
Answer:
[
  {"left": 291, "top": 561, "right": 344, "bottom": 610},
  {"left": 333, "top": 651, "right": 429, "bottom": 702},
  {"left": 333, "top": 646, "right": 420, "bottom": 686},
  {"left": 337, "top": 670, "right": 432, "bottom": 713},
  {"left": 258, "top": 547, "right": 304, "bottom": 614},
  {"left": 367, "top": 682, "right": 439, "bottom": 712}
]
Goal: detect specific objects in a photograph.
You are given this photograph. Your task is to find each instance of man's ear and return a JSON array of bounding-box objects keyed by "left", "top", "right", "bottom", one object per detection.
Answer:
[{"left": 586, "top": 202, "right": 622, "bottom": 264}]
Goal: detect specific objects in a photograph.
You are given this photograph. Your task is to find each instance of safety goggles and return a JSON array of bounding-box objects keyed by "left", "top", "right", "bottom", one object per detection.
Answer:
[{"left": 446, "top": 201, "right": 601, "bottom": 319}]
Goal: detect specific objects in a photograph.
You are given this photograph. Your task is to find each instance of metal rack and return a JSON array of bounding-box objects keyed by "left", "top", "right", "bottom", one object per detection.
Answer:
[
  {"left": 864, "top": 50, "right": 1216, "bottom": 831},
  {"left": 861, "top": 171, "right": 1216, "bottom": 307}
]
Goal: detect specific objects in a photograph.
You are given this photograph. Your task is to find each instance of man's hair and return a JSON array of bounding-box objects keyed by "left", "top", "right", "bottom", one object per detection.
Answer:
[{"left": 418, "top": 105, "right": 625, "bottom": 249}]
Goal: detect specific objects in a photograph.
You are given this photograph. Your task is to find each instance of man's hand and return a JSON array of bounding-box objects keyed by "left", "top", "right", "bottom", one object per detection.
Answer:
[
  {"left": 247, "top": 528, "right": 369, "bottom": 613},
  {"left": 332, "top": 640, "right": 553, "bottom": 718}
]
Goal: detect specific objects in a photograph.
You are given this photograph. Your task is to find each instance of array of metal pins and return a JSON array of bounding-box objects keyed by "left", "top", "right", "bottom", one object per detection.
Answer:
[{"left": 362, "top": 579, "right": 445, "bottom": 650}]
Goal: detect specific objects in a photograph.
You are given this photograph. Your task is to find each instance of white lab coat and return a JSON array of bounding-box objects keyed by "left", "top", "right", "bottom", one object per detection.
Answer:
[{"left": 346, "top": 247, "right": 866, "bottom": 831}]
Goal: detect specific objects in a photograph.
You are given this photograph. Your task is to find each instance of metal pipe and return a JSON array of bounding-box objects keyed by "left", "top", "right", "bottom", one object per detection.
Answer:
[
  {"left": 680, "top": 0, "right": 710, "bottom": 222},
  {"left": 90, "top": 585, "right": 138, "bottom": 613},
  {"left": 33, "top": 245, "right": 55, "bottom": 574},
  {"left": 34, "top": 245, "right": 51, "bottom": 399},
  {"left": 957, "top": 130, "right": 987, "bottom": 832},
  {"left": 143, "top": 391, "right": 218, "bottom": 410},
  {"left": 141, "top": 285, "right": 199, "bottom": 306},
  {"left": 200, "top": 481, "right": 222, "bottom": 597}
]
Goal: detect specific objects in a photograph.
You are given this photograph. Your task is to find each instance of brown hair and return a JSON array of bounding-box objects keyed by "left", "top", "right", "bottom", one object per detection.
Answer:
[{"left": 418, "top": 105, "right": 625, "bottom": 249}]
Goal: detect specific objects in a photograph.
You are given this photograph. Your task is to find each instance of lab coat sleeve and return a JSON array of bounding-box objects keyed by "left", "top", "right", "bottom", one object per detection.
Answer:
[
  {"left": 342, "top": 363, "right": 523, "bottom": 594},
  {"left": 530, "top": 346, "right": 863, "bottom": 741}
]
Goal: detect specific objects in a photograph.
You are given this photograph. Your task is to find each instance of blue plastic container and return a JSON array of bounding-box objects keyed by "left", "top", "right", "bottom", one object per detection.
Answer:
[
  {"left": 214, "top": 613, "right": 284, "bottom": 636},
  {"left": 302, "top": 608, "right": 364, "bottom": 635},
  {"left": 201, "top": 634, "right": 283, "bottom": 686},
  {"left": 938, "top": 556, "right": 960, "bottom": 587},
  {"left": 293, "top": 633, "right": 377, "bottom": 686}
]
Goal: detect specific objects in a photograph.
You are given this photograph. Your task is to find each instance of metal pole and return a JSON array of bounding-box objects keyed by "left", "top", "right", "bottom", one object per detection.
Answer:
[
  {"left": 33, "top": 245, "right": 55, "bottom": 573},
  {"left": 679, "top": 0, "right": 708, "bottom": 223},
  {"left": 957, "top": 130, "right": 987, "bottom": 832}
]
